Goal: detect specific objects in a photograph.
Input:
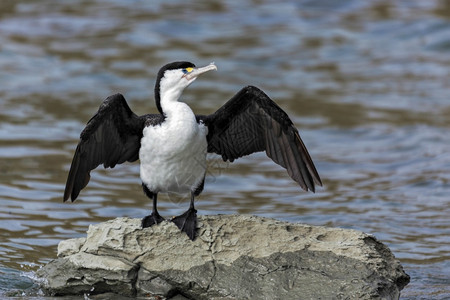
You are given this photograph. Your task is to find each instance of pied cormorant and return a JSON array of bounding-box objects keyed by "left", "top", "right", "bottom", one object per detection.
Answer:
[{"left": 63, "top": 61, "right": 322, "bottom": 240}]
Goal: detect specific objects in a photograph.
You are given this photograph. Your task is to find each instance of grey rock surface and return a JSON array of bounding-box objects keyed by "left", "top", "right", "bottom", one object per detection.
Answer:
[{"left": 36, "top": 215, "right": 409, "bottom": 299}]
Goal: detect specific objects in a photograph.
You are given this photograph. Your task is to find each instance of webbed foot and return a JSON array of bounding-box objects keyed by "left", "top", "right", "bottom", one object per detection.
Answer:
[
  {"left": 171, "top": 208, "right": 197, "bottom": 240},
  {"left": 142, "top": 212, "right": 165, "bottom": 228}
]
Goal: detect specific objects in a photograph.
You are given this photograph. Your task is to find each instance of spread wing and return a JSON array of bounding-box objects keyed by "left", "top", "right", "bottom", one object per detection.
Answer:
[
  {"left": 198, "top": 86, "right": 322, "bottom": 192},
  {"left": 63, "top": 93, "right": 163, "bottom": 201}
]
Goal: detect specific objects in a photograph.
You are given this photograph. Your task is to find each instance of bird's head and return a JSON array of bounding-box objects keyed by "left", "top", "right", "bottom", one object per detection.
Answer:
[{"left": 155, "top": 61, "right": 217, "bottom": 114}]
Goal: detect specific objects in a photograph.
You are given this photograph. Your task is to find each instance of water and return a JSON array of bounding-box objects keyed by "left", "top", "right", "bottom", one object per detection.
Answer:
[{"left": 0, "top": 0, "right": 449, "bottom": 298}]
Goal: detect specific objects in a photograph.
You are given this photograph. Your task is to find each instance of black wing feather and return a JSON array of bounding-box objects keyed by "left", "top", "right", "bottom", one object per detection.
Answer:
[
  {"left": 63, "top": 93, "right": 163, "bottom": 202},
  {"left": 199, "top": 86, "right": 322, "bottom": 192}
]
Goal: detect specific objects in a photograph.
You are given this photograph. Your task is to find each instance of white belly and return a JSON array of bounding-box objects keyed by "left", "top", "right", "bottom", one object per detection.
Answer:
[{"left": 139, "top": 114, "right": 208, "bottom": 195}]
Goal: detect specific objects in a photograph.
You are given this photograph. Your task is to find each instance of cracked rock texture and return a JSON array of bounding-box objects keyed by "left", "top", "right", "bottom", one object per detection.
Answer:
[{"left": 36, "top": 215, "right": 409, "bottom": 299}]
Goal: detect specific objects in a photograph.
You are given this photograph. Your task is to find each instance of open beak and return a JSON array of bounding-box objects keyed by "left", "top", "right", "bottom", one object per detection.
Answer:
[{"left": 185, "top": 63, "right": 217, "bottom": 80}]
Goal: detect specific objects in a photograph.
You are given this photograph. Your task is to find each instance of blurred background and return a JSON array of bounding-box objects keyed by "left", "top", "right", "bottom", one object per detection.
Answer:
[{"left": 0, "top": 0, "right": 449, "bottom": 298}]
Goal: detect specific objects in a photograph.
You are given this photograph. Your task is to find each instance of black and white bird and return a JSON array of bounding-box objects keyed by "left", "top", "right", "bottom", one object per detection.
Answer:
[{"left": 63, "top": 61, "right": 322, "bottom": 240}]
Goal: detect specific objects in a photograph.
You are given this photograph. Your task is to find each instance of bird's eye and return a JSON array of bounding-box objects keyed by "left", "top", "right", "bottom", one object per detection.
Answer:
[{"left": 182, "top": 67, "right": 194, "bottom": 74}]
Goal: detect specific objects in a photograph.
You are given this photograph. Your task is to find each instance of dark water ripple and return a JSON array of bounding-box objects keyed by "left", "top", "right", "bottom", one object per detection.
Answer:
[{"left": 0, "top": 0, "right": 449, "bottom": 298}]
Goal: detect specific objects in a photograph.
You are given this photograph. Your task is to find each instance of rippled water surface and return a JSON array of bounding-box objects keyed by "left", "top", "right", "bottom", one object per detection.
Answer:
[{"left": 1, "top": 0, "right": 449, "bottom": 298}]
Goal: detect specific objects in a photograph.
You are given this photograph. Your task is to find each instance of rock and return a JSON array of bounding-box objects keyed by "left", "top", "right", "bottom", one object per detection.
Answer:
[{"left": 36, "top": 215, "right": 409, "bottom": 299}]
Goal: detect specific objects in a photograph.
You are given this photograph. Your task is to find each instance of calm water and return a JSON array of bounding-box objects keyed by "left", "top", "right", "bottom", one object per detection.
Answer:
[{"left": 0, "top": 0, "right": 449, "bottom": 298}]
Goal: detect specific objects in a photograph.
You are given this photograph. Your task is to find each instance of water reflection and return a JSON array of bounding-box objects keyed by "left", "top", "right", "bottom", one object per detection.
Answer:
[{"left": 0, "top": 0, "right": 449, "bottom": 298}]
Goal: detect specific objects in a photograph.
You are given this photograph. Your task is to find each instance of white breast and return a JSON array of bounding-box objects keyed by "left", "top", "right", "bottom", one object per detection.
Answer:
[{"left": 139, "top": 103, "right": 208, "bottom": 195}]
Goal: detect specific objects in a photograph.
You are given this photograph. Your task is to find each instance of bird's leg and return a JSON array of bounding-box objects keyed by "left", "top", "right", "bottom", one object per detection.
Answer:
[
  {"left": 171, "top": 192, "right": 197, "bottom": 240},
  {"left": 142, "top": 184, "right": 165, "bottom": 228}
]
